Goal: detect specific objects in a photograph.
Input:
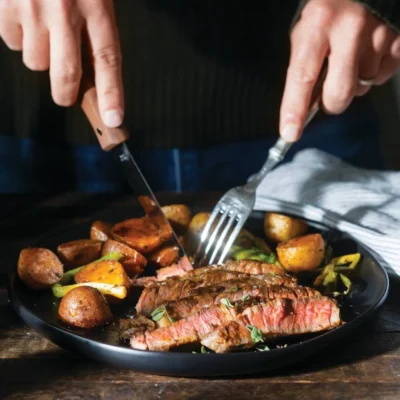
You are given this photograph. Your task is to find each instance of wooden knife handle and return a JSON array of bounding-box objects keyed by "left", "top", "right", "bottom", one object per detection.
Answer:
[{"left": 80, "top": 83, "right": 129, "bottom": 152}]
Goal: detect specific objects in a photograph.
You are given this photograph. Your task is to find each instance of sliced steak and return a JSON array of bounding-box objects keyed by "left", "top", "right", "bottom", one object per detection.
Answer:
[
  {"left": 119, "top": 316, "right": 155, "bottom": 342},
  {"left": 131, "top": 297, "right": 340, "bottom": 352},
  {"left": 202, "top": 297, "right": 341, "bottom": 353},
  {"left": 136, "top": 269, "right": 297, "bottom": 316},
  {"left": 164, "top": 285, "right": 320, "bottom": 321}
]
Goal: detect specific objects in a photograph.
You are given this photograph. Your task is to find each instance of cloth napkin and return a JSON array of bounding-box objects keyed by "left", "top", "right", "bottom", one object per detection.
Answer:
[{"left": 254, "top": 148, "right": 400, "bottom": 277}]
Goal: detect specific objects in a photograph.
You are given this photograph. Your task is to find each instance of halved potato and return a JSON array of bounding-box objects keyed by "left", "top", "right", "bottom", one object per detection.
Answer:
[
  {"left": 90, "top": 220, "right": 113, "bottom": 242},
  {"left": 58, "top": 286, "right": 112, "bottom": 329},
  {"left": 161, "top": 204, "right": 192, "bottom": 235},
  {"left": 277, "top": 233, "right": 325, "bottom": 272},
  {"left": 102, "top": 239, "right": 147, "bottom": 277},
  {"left": 149, "top": 245, "right": 180, "bottom": 268},
  {"left": 75, "top": 260, "right": 130, "bottom": 288},
  {"left": 112, "top": 218, "right": 162, "bottom": 254},
  {"left": 184, "top": 212, "right": 211, "bottom": 254},
  {"left": 18, "top": 248, "right": 63, "bottom": 290},
  {"left": 57, "top": 239, "right": 103, "bottom": 268},
  {"left": 264, "top": 212, "right": 308, "bottom": 243}
]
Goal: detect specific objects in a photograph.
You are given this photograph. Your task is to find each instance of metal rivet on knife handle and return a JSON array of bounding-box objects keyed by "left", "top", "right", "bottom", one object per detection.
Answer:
[{"left": 80, "top": 85, "right": 129, "bottom": 152}]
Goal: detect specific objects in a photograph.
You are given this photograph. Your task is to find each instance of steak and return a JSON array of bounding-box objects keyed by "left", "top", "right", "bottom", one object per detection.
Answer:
[
  {"left": 163, "top": 285, "right": 320, "bottom": 321},
  {"left": 202, "top": 297, "right": 341, "bottom": 352},
  {"left": 136, "top": 269, "right": 298, "bottom": 316},
  {"left": 131, "top": 297, "right": 340, "bottom": 352}
]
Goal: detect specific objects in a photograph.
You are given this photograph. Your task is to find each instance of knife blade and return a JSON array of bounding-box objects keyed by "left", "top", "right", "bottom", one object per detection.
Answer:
[{"left": 80, "top": 84, "right": 190, "bottom": 269}]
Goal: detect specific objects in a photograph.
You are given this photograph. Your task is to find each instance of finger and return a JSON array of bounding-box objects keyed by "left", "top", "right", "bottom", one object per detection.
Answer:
[
  {"left": 280, "top": 22, "right": 329, "bottom": 142},
  {"left": 21, "top": 2, "right": 49, "bottom": 70},
  {"left": 49, "top": 21, "right": 82, "bottom": 106},
  {"left": 373, "top": 36, "right": 400, "bottom": 85},
  {"left": 0, "top": 20, "right": 23, "bottom": 51},
  {"left": 86, "top": 5, "right": 124, "bottom": 128},
  {"left": 322, "top": 19, "right": 364, "bottom": 114}
]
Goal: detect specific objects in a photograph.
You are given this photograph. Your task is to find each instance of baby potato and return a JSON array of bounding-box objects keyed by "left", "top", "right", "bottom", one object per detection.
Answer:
[
  {"left": 112, "top": 218, "right": 162, "bottom": 254},
  {"left": 264, "top": 212, "right": 308, "bottom": 243},
  {"left": 161, "top": 204, "right": 192, "bottom": 235},
  {"left": 184, "top": 212, "right": 211, "bottom": 254},
  {"left": 58, "top": 286, "right": 113, "bottom": 329},
  {"left": 90, "top": 220, "right": 113, "bottom": 242},
  {"left": 277, "top": 233, "right": 325, "bottom": 272},
  {"left": 102, "top": 239, "right": 147, "bottom": 278},
  {"left": 18, "top": 248, "right": 64, "bottom": 290},
  {"left": 148, "top": 245, "right": 180, "bottom": 268},
  {"left": 57, "top": 239, "right": 103, "bottom": 268}
]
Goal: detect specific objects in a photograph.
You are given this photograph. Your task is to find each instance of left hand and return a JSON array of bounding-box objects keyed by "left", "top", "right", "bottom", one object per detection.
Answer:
[{"left": 280, "top": 0, "right": 400, "bottom": 142}]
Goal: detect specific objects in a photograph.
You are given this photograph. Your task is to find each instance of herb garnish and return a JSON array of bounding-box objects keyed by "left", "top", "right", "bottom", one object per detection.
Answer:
[
  {"left": 201, "top": 345, "right": 209, "bottom": 354},
  {"left": 231, "top": 287, "right": 239, "bottom": 292},
  {"left": 247, "top": 325, "right": 263, "bottom": 343},
  {"left": 220, "top": 298, "right": 234, "bottom": 308},
  {"left": 150, "top": 306, "right": 174, "bottom": 323},
  {"left": 241, "top": 294, "right": 250, "bottom": 302},
  {"left": 256, "top": 345, "right": 270, "bottom": 352}
]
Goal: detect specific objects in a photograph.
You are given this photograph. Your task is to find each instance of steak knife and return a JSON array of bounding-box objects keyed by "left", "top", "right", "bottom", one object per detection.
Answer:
[{"left": 80, "top": 84, "right": 190, "bottom": 268}]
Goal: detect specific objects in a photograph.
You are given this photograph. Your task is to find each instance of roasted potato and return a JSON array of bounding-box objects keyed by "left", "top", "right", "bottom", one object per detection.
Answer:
[
  {"left": 58, "top": 286, "right": 113, "bottom": 328},
  {"left": 90, "top": 220, "right": 113, "bottom": 242},
  {"left": 138, "top": 195, "right": 158, "bottom": 215},
  {"left": 18, "top": 248, "right": 63, "bottom": 290},
  {"left": 264, "top": 212, "right": 308, "bottom": 243},
  {"left": 148, "top": 214, "right": 174, "bottom": 243},
  {"left": 148, "top": 245, "right": 180, "bottom": 268},
  {"left": 184, "top": 212, "right": 211, "bottom": 254},
  {"left": 57, "top": 239, "right": 103, "bottom": 268},
  {"left": 161, "top": 204, "right": 192, "bottom": 235},
  {"left": 277, "top": 233, "right": 325, "bottom": 272},
  {"left": 112, "top": 218, "right": 162, "bottom": 254},
  {"left": 102, "top": 239, "right": 147, "bottom": 277},
  {"left": 75, "top": 260, "right": 130, "bottom": 289}
]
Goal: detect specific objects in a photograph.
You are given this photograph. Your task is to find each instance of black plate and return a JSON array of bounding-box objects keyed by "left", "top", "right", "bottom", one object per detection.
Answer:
[{"left": 8, "top": 207, "right": 389, "bottom": 377}]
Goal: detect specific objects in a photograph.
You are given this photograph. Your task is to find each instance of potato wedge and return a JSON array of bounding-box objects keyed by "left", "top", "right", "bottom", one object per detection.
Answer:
[
  {"left": 58, "top": 286, "right": 113, "bottom": 329},
  {"left": 277, "top": 233, "right": 325, "bottom": 272},
  {"left": 57, "top": 239, "right": 103, "bottom": 268},
  {"left": 264, "top": 212, "right": 308, "bottom": 243},
  {"left": 102, "top": 239, "right": 147, "bottom": 277},
  {"left": 18, "top": 248, "right": 63, "bottom": 290},
  {"left": 161, "top": 204, "right": 192, "bottom": 235},
  {"left": 148, "top": 245, "right": 180, "bottom": 268},
  {"left": 75, "top": 260, "right": 130, "bottom": 288},
  {"left": 184, "top": 212, "right": 211, "bottom": 254},
  {"left": 112, "top": 218, "right": 162, "bottom": 254},
  {"left": 90, "top": 220, "right": 113, "bottom": 242}
]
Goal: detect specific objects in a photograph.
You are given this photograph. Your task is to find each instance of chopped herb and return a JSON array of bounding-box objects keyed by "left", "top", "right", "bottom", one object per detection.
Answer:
[
  {"left": 256, "top": 345, "right": 270, "bottom": 352},
  {"left": 340, "top": 273, "right": 352, "bottom": 295},
  {"left": 150, "top": 306, "right": 174, "bottom": 323},
  {"left": 201, "top": 345, "right": 209, "bottom": 354},
  {"left": 247, "top": 325, "right": 263, "bottom": 343},
  {"left": 241, "top": 294, "right": 250, "bottom": 302},
  {"left": 220, "top": 298, "right": 234, "bottom": 308},
  {"left": 231, "top": 287, "right": 239, "bottom": 292}
]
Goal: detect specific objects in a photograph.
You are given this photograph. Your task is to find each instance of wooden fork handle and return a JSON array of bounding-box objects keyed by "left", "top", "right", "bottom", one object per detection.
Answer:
[{"left": 80, "top": 82, "right": 129, "bottom": 152}]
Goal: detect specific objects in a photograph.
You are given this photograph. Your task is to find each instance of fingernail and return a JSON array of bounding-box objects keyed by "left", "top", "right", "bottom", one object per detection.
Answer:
[
  {"left": 104, "top": 109, "right": 123, "bottom": 128},
  {"left": 281, "top": 123, "right": 300, "bottom": 142}
]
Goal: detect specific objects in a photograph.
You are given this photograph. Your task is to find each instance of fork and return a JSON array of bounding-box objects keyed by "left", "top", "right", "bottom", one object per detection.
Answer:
[{"left": 193, "top": 67, "right": 327, "bottom": 267}]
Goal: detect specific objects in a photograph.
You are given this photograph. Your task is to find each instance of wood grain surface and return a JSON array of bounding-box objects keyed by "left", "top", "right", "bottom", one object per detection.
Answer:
[{"left": 1, "top": 193, "right": 399, "bottom": 400}]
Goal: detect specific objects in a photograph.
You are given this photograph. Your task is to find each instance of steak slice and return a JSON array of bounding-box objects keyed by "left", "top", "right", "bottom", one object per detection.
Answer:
[
  {"left": 164, "top": 285, "right": 320, "bottom": 321},
  {"left": 136, "top": 269, "right": 297, "bottom": 316},
  {"left": 188, "top": 260, "right": 287, "bottom": 277},
  {"left": 131, "top": 297, "right": 340, "bottom": 352},
  {"left": 202, "top": 297, "right": 341, "bottom": 353},
  {"left": 119, "top": 316, "right": 155, "bottom": 342}
]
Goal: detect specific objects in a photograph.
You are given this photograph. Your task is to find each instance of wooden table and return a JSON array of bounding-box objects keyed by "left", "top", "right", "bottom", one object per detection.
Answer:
[{"left": 1, "top": 193, "right": 399, "bottom": 400}]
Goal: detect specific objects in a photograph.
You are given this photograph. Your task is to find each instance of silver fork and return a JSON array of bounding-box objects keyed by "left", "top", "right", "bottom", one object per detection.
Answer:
[{"left": 193, "top": 66, "right": 327, "bottom": 267}]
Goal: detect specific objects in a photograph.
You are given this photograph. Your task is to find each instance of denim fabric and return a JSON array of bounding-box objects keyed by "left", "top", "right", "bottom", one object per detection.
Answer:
[{"left": 0, "top": 97, "right": 382, "bottom": 193}]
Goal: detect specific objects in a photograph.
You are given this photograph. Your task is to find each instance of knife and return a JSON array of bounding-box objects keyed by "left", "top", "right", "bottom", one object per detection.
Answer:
[{"left": 80, "top": 83, "right": 190, "bottom": 268}]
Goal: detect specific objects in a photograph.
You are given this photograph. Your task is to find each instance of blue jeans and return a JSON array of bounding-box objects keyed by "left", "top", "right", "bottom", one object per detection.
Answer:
[{"left": 0, "top": 97, "right": 382, "bottom": 193}]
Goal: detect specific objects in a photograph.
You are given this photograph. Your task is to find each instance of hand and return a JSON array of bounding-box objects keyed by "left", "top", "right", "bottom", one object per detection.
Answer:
[
  {"left": 0, "top": 0, "right": 124, "bottom": 128},
  {"left": 280, "top": 0, "right": 400, "bottom": 142}
]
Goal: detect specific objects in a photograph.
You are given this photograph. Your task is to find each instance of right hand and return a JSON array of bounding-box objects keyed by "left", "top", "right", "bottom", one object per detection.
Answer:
[{"left": 0, "top": 0, "right": 124, "bottom": 128}]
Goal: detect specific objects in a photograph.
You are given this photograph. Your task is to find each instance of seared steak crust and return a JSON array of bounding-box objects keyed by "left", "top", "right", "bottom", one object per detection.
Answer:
[{"left": 136, "top": 270, "right": 298, "bottom": 316}]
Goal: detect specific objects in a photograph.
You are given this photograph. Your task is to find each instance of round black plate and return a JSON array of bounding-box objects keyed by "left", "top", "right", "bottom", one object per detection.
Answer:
[{"left": 8, "top": 208, "right": 389, "bottom": 377}]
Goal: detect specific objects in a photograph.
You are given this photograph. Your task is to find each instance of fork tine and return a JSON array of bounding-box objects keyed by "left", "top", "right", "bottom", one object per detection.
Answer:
[
  {"left": 217, "top": 216, "right": 245, "bottom": 265},
  {"left": 208, "top": 210, "right": 238, "bottom": 265},
  {"left": 193, "top": 205, "right": 225, "bottom": 265}
]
